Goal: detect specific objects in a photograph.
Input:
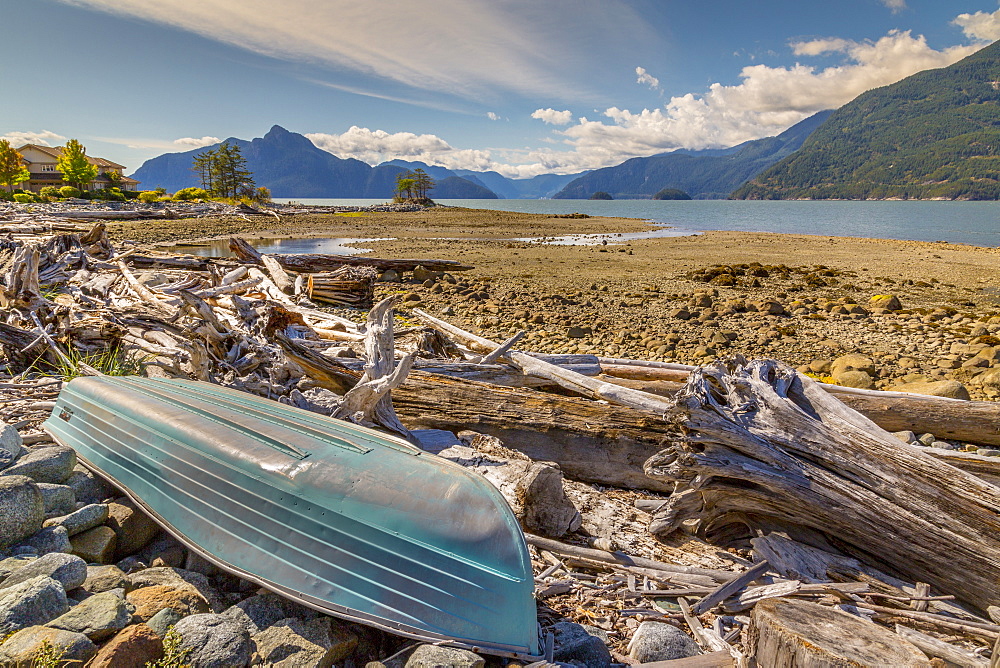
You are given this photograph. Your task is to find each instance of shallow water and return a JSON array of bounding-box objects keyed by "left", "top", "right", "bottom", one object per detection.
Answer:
[
  {"left": 275, "top": 198, "right": 1000, "bottom": 247},
  {"left": 166, "top": 237, "right": 390, "bottom": 257}
]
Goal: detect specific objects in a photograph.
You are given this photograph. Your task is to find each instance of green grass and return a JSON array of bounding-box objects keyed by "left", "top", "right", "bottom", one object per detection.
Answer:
[
  {"left": 35, "top": 344, "right": 151, "bottom": 381},
  {"left": 146, "top": 629, "right": 191, "bottom": 668}
]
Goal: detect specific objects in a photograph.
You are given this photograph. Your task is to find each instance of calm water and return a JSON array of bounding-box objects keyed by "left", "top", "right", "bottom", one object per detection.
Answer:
[
  {"left": 275, "top": 198, "right": 1000, "bottom": 247},
  {"left": 170, "top": 237, "right": 389, "bottom": 257}
]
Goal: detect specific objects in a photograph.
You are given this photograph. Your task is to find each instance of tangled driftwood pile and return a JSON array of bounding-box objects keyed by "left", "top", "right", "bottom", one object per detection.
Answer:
[{"left": 1, "top": 216, "right": 1000, "bottom": 666}]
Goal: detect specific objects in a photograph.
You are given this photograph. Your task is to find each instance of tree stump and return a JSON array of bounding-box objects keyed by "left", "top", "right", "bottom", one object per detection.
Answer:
[{"left": 747, "top": 598, "right": 931, "bottom": 667}]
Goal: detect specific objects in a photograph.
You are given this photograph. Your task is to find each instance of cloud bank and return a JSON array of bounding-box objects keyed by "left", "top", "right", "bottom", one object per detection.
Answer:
[
  {"left": 306, "top": 26, "right": 982, "bottom": 178},
  {"left": 1, "top": 130, "right": 67, "bottom": 147},
  {"left": 953, "top": 7, "right": 1000, "bottom": 42}
]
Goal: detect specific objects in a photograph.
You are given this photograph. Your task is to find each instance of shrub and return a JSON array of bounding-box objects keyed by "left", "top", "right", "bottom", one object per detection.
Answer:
[
  {"left": 93, "top": 188, "right": 126, "bottom": 202},
  {"left": 173, "top": 187, "right": 210, "bottom": 201},
  {"left": 0, "top": 190, "right": 13, "bottom": 201},
  {"left": 59, "top": 185, "right": 81, "bottom": 198},
  {"left": 138, "top": 191, "right": 160, "bottom": 203},
  {"left": 39, "top": 186, "right": 60, "bottom": 199},
  {"left": 254, "top": 186, "right": 272, "bottom": 203},
  {"left": 13, "top": 193, "right": 35, "bottom": 203}
]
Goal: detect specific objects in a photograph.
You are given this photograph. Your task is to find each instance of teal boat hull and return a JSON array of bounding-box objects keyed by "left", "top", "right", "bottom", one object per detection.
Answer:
[{"left": 43, "top": 376, "right": 539, "bottom": 658}]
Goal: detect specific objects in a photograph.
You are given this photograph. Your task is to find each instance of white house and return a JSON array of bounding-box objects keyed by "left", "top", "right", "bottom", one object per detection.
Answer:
[{"left": 15, "top": 144, "right": 140, "bottom": 193}]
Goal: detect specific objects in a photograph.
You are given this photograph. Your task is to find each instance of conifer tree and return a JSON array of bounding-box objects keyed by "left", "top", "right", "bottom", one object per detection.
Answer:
[
  {"left": 194, "top": 142, "right": 254, "bottom": 198},
  {"left": 56, "top": 139, "right": 99, "bottom": 191},
  {"left": 0, "top": 140, "right": 29, "bottom": 192}
]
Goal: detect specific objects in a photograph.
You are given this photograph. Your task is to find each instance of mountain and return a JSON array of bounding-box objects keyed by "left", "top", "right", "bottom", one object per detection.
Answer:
[
  {"left": 732, "top": 41, "right": 1000, "bottom": 200},
  {"left": 130, "top": 126, "right": 498, "bottom": 199},
  {"left": 552, "top": 111, "right": 832, "bottom": 199}
]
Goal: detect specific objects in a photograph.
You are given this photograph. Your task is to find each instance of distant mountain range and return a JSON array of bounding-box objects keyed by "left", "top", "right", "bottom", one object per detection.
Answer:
[
  {"left": 551, "top": 111, "right": 832, "bottom": 200},
  {"left": 733, "top": 40, "right": 1000, "bottom": 200},
  {"left": 129, "top": 127, "right": 580, "bottom": 199}
]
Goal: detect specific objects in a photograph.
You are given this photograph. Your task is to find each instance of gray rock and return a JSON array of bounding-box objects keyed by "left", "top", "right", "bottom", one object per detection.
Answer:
[
  {"left": 3, "top": 444, "right": 76, "bottom": 484},
  {"left": 48, "top": 589, "right": 134, "bottom": 641},
  {"left": 64, "top": 465, "right": 116, "bottom": 505},
  {"left": 223, "top": 592, "right": 295, "bottom": 635},
  {"left": 627, "top": 621, "right": 700, "bottom": 662},
  {"left": 252, "top": 616, "right": 357, "bottom": 667},
  {"left": 551, "top": 621, "right": 612, "bottom": 668},
  {"left": 174, "top": 613, "right": 253, "bottom": 668},
  {"left": 0, "top": 552, "right": 87, "bottom": 591},
  {"left": 0, "top": 450, "right": 15, "bottom": 472},
  {"left": 405, "top": 644, "right": 484, "bottom": 668},
  {"left": 918, "top": 432, "right": 937, "bottom": 446},
  {"left": 0, "top": 475, "right": 44, "bottom": 549},
  {"left": 11, "top": 525, "right": 72, "bottom": 556},
  {"left": 0, "top": 420, "right": 24, "bottom": 460},
  {"left": 832, "top": 369, "right": 875, "bottom": 389},
  {"left": 79, "top": 564, "right": 129, "bottom": 594},
  {"left": 147, "top": 606, "right": 184, "bottom": 638},
  {"left": 36, "top": 483, "right": 76, "bottom": 517},
  {"left": 43, "top": 503, "right": 109, "bottom": 536},
  {"left": 0, "top": 575, "right": 68, "bottom": 631},
  {"left": 379, "top": 268, "right": 401, "bottom": 282},
  {"left": 892, "top": 430, "right": 918, "bottom": 444},
  {"left": 10, "top": 546, "right": 36, "bottom": 556},
  {"left": 0, "top": 556, "right": 35, "bottom": 581},
  {"left": 0, "top": 626, "right": 96, "bottom": 667}
]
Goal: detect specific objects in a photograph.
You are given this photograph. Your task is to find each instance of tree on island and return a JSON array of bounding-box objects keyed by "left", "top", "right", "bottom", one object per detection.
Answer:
[
  {"left": 589, "top": 191, "right": 613, "bottom": 200},
  {"left": 57, "top": 139, "right": 99, "bottom": 191},
  {"left": 192, "top": 142, "right": 255, "bottom": 199},
  {"left": 394, "top": 168, "right": 435, "bottom": 202},
  {"left": 0, "top": 140, "right": 30, "bottom": 192},
  {"left": 652, "top": 187, "right": 692, "bottom": 200}
]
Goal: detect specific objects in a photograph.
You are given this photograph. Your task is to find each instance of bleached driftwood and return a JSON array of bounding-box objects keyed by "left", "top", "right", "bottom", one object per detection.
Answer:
[{"left": 645, "top": 357, "right": 1000, "bottom": 611}]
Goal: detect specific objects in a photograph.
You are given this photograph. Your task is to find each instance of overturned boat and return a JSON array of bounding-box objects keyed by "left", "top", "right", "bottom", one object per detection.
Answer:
[{"left": 43, "top": 376, "right": 540, "bottom": 658}]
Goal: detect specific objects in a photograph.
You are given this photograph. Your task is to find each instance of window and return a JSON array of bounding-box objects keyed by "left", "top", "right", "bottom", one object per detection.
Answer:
[{"left": 41, "top": 165, "right": 55, "bottom": 172}]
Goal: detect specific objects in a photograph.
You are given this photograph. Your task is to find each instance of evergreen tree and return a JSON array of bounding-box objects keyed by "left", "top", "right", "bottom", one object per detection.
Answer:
[
  {"left": 411, "top": 168, "right": 435, "bottom": 198},
  {"left": 56, "top": 139, "right": 99, "bottom": 191},
  {"left": 191, "top": 149, "right": 216, "bottom": 193},
  {"left": 191, "top": 142, "right": 255, "bottom": 198},
  {"left": 0, "top": 140, "right": 29, "bottom": 192},
  {"left": 394, "top": 172, "right": 416, "bottom": 200}
]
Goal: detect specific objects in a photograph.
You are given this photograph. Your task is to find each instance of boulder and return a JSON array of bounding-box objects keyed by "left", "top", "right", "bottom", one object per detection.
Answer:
[
  {"left": 0, "top": 475, "right": 44, "bottom": 548},
  {"left": 833, "top": 370, "right": 875, "bottom": 390},
  {"left": 12, "top": 525, "right": 72, "bottom": 555},
  {"left": 79, "top": 564, "right": 130, "bottom": 594},
  {"left": 128, "top": 566, "right": 224, "bottom": 613},
  {"left": 404, "top": 644, "right": 484, "bottom": 668},
  {"left": 251, "top": 616, "right": 357, "bottom": 667},
  {"left": 44, "top": 503, "right": 109, "bottom": 536},
  {"left": 126, "top": 584, "right": 210, "bottom": 622},
  {"left": 869, "top": 295, "right": 902, "bottom": 310},
  {"left": 106, "top": 498, "right": 160, "bottom": 559},
  {"left": 831, "top": 353, "right": 877, "bottom": 378},
  {"left": 71, "top": 525, "right": 118, "bottom": 564},
  {"left": 146, "top": 606, "right": 184, "bottom": 638},
  {"left": 47, "top": 589, "right": 135, "bottom": 641},
  {"left": 174, "top": 613, "right": 253, "bottom": 668},
  {"left": 627, "top": 621, "right": 700, "bottom": 662},
  {"left": 0, "top": 420, "right": 25, "bottom": 460},
  {"left": 36, "top": 483, "right": 76, "bottom": 517},
  {"left": 888, "top": 379, "right": 971, "bottom": 401},
  {"left": 224, "top": 592, "right": 292, "bottom": 635},
  {"left": 0, "top": 575, "right": 68, "bottom": 631},
  {"left": 0, "top": 556, "right": 35, "bottom": 581},
  {"left": 3, "top": 444, "right": 76, "bottom": 484},
  {"left": 87, "top": 623, "right": 164, "bottom": 668},
  {"left": 0, "top": 626, "right": 96, "bottom": 667},
  {"left": 551, "top": 621, "right": 612, "bottom": 668},
  {"left": 65, "top": 465, "right": 116, "bottom": 505},
  {"left": 0, "top": 552, "right": 87, "bottom": 592}
]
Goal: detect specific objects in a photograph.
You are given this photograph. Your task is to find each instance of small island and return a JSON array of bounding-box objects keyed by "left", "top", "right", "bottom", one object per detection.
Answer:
[
  {"left": 652, "top": 187, "right": 692, "bottom": 200},
  {"left": 588, "top": 191, "right": 613, "bottom": 200}
]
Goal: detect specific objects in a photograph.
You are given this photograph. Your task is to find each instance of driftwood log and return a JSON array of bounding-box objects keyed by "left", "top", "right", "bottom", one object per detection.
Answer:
[
  {"left": 746, "top": 598, "right": 931, "bottom": 666},
  {"left": 645, "top": 357, "right": 1000, "bottom": 612}
]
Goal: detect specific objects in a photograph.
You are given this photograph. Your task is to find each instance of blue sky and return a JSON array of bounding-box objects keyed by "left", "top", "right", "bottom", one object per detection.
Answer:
[{"left": 4, "top": 0, "right": 1000, "bottom": 178}]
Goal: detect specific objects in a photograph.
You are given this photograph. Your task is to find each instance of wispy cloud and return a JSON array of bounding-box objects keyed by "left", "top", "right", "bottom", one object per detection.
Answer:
[
  {"left": 1, "top": 130, "right": 66, "bottom": 147},
  {"left": 879, "top": 0, "right": 907, "bottom": 13},
  {"left": 531, "top": 109, "right": 574, "bottom": 125},
  {"left": 53, "top": 0, "right": 653, "bottom": 101},
  {"left": 486, "top": 112, "right": 501, "bottom": 121},
  {"left": 953, "top": 7, "right": 1000, "bottom": 42},
  {"left": 92, "top": 136, "right": 221, "bottom": 150},
  {"left": 635, "top": 66, "right": 660, "bottom": 90},
  {"left": 173, "top": 136, "right": 221, "bottom": 148}
]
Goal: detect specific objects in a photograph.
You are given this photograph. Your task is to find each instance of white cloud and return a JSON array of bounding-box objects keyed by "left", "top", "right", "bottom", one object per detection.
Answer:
[
  {"left": 531, "top": 108, "right": 574, "bottom": 125},
  {"left": 0, "top": 130, "right": 66, "bottom": 147},
  {"left": 792, "top": 38, "right": 855, "bottom": 56},
  {"left": 173, "top": 136, "right": 221, "bottom": 148},
  {"left": 53, "top": 0, "right": 653, "bottom": 101},
  {"left": 953, "top": 7, "right": 1000, "bottom": 42},
  {"left": 880, "top": 0, "right": 907, "bottom": 13},
  {"left": 635, "top": 66, "right": 660, "bottom": 90},
  {"left": 486, "top": 112, "right": 501, "bottom": 121},
  {"left": 306, "top": 127, "right": 496, "bottom": 172}
]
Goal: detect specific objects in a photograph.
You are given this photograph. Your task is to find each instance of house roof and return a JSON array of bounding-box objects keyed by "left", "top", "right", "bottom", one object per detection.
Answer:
[{"left": 16, "top": 144, "right": 126, "bottom": 170}]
